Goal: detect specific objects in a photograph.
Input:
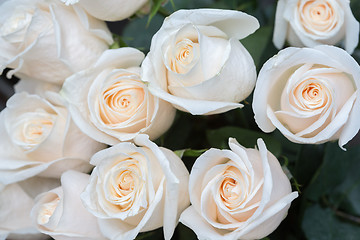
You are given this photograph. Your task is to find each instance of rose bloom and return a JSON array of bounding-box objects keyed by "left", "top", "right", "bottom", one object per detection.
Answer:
[
  {"left": 61, "top": 48, "right": 176, "bottom": 145},
  {"left": 59, "top": 0, "right": 148, "bottom": 21},
  {"left": 0, "top": 177, "right": 59, "bottom": 240},
  {"left": 141, "top": 9, "right": 259, "bottom": 115},
  {"left": 31, "top": 171, "right": 105, "bottom": 240},
  {"left": 0, "top": 0, "right": 113, "bottom": 85},
  {"left": 81, "top": 134, "right": 190, "bottom": 240},
  {"left": 180, "top": 138, "right": 298, "bottom": 240},
  {"left": 0, "top": 92, "right": 105, "bottom": 185},
  {"left": 273, "top": 0, "right": 359, "bottom": 53},
  {"left": 253, "top": 45, "right": 360, "bottom": 148}
]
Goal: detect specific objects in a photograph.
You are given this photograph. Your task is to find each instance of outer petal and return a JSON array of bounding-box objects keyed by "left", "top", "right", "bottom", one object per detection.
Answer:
[
  {"left": 253, "top": 47, "right": 301, "bottom": 132},
  {"left": 171, "top": 38, "right": 256, "bottom": 102},
  {"left": 32, "top": 171, "right": 105, "bottom": 240},
  {"left": 180, "top": 206, "right": 226, "bottom": 240},
  {"left": 162, "top": 9, "right": 259, "bottom": 40},
  {"left": 76, "top": 0, "right": 148, "bottom": 21},
  {"left": 0, "top": 184, "right": 40, "bottom": 239},
  {"left": 333, "top": 0, "right": 359, "bottom": 54},
  {"left": 273, "top": 0, "right": 288, "bottom": 49},
  {"left": 134, "top": 134, "right": 190, "bottom": 240}
]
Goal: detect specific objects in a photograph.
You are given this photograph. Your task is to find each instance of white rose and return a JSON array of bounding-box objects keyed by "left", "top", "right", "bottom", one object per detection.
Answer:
[
  {"left": 0, "top": 0, "right": 113, "bottom": 85},
  {"left": 273, "top": 0, "right": 359, "bottom": 53},
  {"left": 180, "top": 138, "right": 298, "bottom": 240},
  {"left": 0, "top": 177, "right": 59, "bottom": 240},
  {"left": 0, "top": 92, "right": 105, "bottom": 185},
  {"left": 59, "top": 0, "right": 148, "bottom": 21},
  {"left": 61, "top": 48, "right": 176, "bottom": 145},
  {"left": 31, "top": 170, "right": 105, "bottom": 240},
  {"left": 81, "top": 134, "right": 190, "bottom": 240},
  {"left": 141, "top": 9, "right": 259, "bottom": 115},
  {"left": 253, "top": 45, "right": 360, "bottom": 148}
]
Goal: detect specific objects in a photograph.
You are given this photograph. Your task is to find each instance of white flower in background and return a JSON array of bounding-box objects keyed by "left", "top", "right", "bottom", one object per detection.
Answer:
[
  {"left": 253, "top": 45, "right": 360, "bottom": 148},
  {"left": 180, "top": 138, "right": 298, "bottom": 240},
  {"left": 81, "top": 134, "right": 190, "bottom": 240},
  {"left": 273, "top": 0, "right": 359, "bottom": 53},
  {"left": 61, "top": 48, "right": 176, "bottom": 145},
  {"left": 0, "top": 92, "right": 105, "bottom": 185},
  {"left": 0, "top": 177, "right": 59, "bottom": 240},
  {"left": 59, "top": 0, "right": 148, "bottom": 21},
  {"left": 141, "top": 9, "right": 259, "bottom": 115},
  {"left": 31, "top": 171, "right": 106, "bottom": 240},
  {"left": 0, "top": 0, "right": 113, "bottom": 85}
]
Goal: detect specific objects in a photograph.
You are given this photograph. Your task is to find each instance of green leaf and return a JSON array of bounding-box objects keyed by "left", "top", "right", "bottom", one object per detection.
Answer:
[
  {"left": 122, "top": 14, "right": 163, "bottom": 53},
  {"left": 305, "top": 142, "right": 360, "bottom": 210},
  {"left": 206, "top": 126, "right": 281, "bottom": 157},
  {"left": 293, "top": 144, "right": 324, "bottom": 187},
  {"left": 135, "top": 228, "right": 163, "bottom": 239},
  {"left": 147, "top": 0, "right": 169, "bottom": 27},
  {"left": 109, "top": 34, "right": 129, "bottom": 49},
  {"left": 302, "top": 204, "right": 360, "bottom": 240},
  {"left": 174, "top": 149, "right": 208, "bottom": 158},
  {"left": 174, "top": 223, "right": 197, "bottom": 240}
]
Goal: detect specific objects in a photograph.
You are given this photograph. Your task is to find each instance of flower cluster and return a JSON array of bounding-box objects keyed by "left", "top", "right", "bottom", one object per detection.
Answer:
[{"left": 0, "top": 0, "right": 359, "bottom": 239}]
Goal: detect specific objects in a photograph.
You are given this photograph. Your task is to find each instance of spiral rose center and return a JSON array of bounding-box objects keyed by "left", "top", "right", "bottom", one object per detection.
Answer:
[
  {"left": 105, "top": 159, "right": 145, "bottom": 214},
  {"left": 37, "top": 197, "right": 60, "bottom": 225},
  {"left": 12, "top": 111, "right": 55, "bottom": 151},
  {"left": 221, "top": 177, "right": 240, "bottom": 202},
  {"left": 117, "top": 170, "right": 135, "bottom": 194},
  {"left": 293, "top": 79, "right": 329, "bottom": 111},
  {"left": 99, "top": 78, "right": 145, "bottom": 125},
  {"left": 168, "top": 38, "right": 200, "bottom": 74},
  {"left": 0, "top": 8, "right": 33, "bottom": 37},
  {"left": 298, "top": 0, "right": 339, "bottom": 34},
  {"left": 218, "top": 166, "right": 247, "bottom": 210},
  {"left": 175, "top": 39, "right": 194, "bottom": 65}
]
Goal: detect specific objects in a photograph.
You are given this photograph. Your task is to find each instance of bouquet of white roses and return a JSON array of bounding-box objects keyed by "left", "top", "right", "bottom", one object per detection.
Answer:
[{"left": 1, "top": 0, "right": 359, "bottom": 239}]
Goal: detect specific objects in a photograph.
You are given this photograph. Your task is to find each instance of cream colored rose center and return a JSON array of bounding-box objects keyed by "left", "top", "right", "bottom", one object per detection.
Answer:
[
  {"left": 0, "top": 8, "right": 33, "bottom": 37},
  {"left": 106, "top": 159, "right": 145, "bottom": 213},
  {"left": 219, "top": 166, "right": 247, "bottom": 210},
  {"left": 12, "top": 111, "right": 55, "bottom": 151},
  {"left": 37, "top": 197, "right": 60, "bottom": 225},
  {"left": 298, "top": 0, "right": 339, "bottom": 34},
  {"left": 99, "top": 76, "right": 145, "bottom": 126},
  {"left": 293, "top": 78, "right": 330, "bottom": 111},
  {"left": 221, "top": 177, "right": 241, "bottom": 202},
  {"left": 168, "top": 38, "right": 200, "bottom": 74}
]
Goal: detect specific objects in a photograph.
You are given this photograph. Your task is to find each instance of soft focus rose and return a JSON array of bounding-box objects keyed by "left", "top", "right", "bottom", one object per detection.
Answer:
[
  {"left": 180, "top": 138, "right": 298, "bottom": 240},
  {"left": 141, "top": 9, "right": 259, "bottom": 115},
  {"left": 59, "top": 0, "right": 148, "bottom": 21},
  {"left": 0, "top": 0, "right": 113, "bottom": 85},
  {"left": 81, "top": 134, "right": 190, "bottom": 240},
  {"left": 61, "top": 48, "right": 176, "bottom": 145},
  {"left": 253, "top": 46, "right": 360, "bottom": 148},
  {"left": 14, "top": 77, "right": 61, "bottom": 98},
  {"left": 31, "top": 171, "right": 105, "bottom": 240},
  {"left": 0, "top": 177, "right": 59, "bottom": 240},
  {"left": 0, "top": 92, "right": 105, "bottom": 185},
  {"left": 273, "top": 0, "right": 359, "bottom": 53}
]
